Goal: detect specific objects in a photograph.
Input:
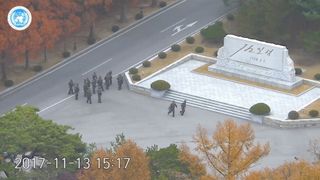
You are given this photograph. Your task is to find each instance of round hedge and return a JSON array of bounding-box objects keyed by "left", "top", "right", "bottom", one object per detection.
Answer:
[
  {"left": 135, "top": 13, "right": 143, "bottom": 20},
  {"left": 314, "top": 73, "right": 320, "bottom": 80},
  {"left": 4, "top": 79, "right": 14, "bottom": 87},
  {"left": 151, "top": 80, "right": 170, "bottom": 91},
  {"left": 295, "top": 68, "right": 302, "bottom": 75},
  {"left": 171, "top": 44, "right": 181, "bottom": 52},
  {"left": 142, "top": 61, "right": 151, "bottom": 67},
  {"left": 214, "top": 50, "right": 218, "bottom": 57},
  {"left": 195, "top": 46, "right": 204, "bottom": 53},
  {"left": 62, "top": 51, "right": 70, "bottom": 58},
  {"left": 227, "top": 14, "right": 234, "bottom": 21},
  {"left": 87, "top": 36, "right": 96, "bottom": 45},
  {"left": 159, "top": 1, "right": 167, "bottom": 8},
  {"left": 132, "top": 74, "right": 141, "bottom": 81},
  {"left": 129, "top": 67, "right": 138, "bottom": 74},
  {"left": 158, "top": 52, "right": 167, "bottom": 59},
  {"left": 309, "top": 110, "right": 319, "bottom": 118},
  {"left": 33, "top": 65, "right": 43, "bottom": 72},
  {"left": 288, "top": 110, "right": 299, "bottom": 120},
  {"left": 112, "top": 25, "right": 120, "bottom": 32},
  {"left": 249, "top": 103, "right": 271, "bottom": 115},
  {"left": 186, "top": 36, "right": 195, "bottom": 44}
]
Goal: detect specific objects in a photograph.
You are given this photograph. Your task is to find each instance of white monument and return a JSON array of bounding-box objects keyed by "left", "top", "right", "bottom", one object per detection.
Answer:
[{"left": 208, "top": 35, "right": 302, "bottom": 89}]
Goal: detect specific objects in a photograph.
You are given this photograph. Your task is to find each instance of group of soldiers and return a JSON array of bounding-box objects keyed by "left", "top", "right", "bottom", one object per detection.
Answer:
[
  {"left": 168, "top": 100, "right": 187, "bottom": 117},
  {"left": 67, "top": 71, "right": 124, "bottom": 104}
]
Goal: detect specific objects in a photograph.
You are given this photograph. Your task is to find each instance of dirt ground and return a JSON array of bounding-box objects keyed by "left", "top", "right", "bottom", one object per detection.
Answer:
[
  {"left": 299, "top": 99, "right": 320, "bottom": 119},
  {"left": 132, "top": 34, "right": 218, "bottom": 82},
  {"left": 0, "top": 0, "right": 175, "bottom": 92}
]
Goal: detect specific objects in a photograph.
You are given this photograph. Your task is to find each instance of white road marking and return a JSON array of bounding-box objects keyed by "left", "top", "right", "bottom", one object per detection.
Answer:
[
  {"left": 81, "top": 58, "right": 112, "bottom": 76},
  {"left": 171, "top": 21, "right": 198, "bottom": 36},
  {"left": 160, "top": 18, "right": 186, "bottom": 33},
  {"left": 38, "top": 96, "right": 74, "bottom": 114},
  {"left": 1, "top": 0, "right": 187, "bottom": 98}
]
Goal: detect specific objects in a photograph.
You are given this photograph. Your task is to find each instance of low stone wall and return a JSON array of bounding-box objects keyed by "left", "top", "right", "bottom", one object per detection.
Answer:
[
  {"left": 303, "top": 79, "right": 320, "bottom": 87},
  {"left": 263, "top": 116, "right": 320, "bottom": 128}
]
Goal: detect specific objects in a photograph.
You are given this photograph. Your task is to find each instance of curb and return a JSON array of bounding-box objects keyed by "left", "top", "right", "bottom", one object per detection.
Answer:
[{"left": 0, "top": 0, "right": 183, "bottom": 99}]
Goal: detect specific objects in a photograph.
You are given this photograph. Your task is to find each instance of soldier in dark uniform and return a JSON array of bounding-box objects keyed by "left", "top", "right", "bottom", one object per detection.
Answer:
[
  {"left": 92, "top": 78, "right": 97, "bottom": 94},
  {"left": 86, "top": 78, "right": 91, "bottom": 88},
  {"left": 180, "top": 100, "right": 187, "bottom": 116},
  {"left": 168, "top": 101, "right": 177, "bottom": 117},
  {"left": 117, "top": 74, "right": 123, "bottom": 90},
  {"left": 74, "top": 83, "right": 80, "bottom": 100},
  {"left": 92, "top": 72, "right": 97, "bottom": 81},
  {"left": 68, "top": 80, "right": 74, "bottom": 95},
  {"left": 104, "top": 74, "right": 110, "bottom": 90},
  {"left": 97, "top": 76, "right": 104, "bottom": 91},
  {"left": 86, "top": 89, "right": 92, "bottom": 104},
  {"left": 83, "top": 82, "right": 88, "bottom": 97},
  {"left": 97, "top": 87, "right": 102, "bottom": 103},
  {"left": 108, "top": 71, "right": 112, "bottom": 85}
]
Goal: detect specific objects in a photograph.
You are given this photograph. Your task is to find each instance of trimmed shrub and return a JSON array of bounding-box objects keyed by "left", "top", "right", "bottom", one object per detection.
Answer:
[
  {"left": 314, "top": 73, "right": 320, "bottom": 80},
  {"left": 227, "top": 14, "right": 234, "bottom": 21},
  {"left": 171, "top": 44, "right": 181, "bottom": 52},
  {"left": 249, "top": 103, "right": 271, "bottom": 115},
  {"left": 87, "top": 36, "right": 96, "bottom": 45},
  {"left": 295, "top": 68, "right": 302, "bottom": 75},
  {"left": 142, "top": 61, "right": 151, "bottom": 67},
  {"left": 186, "top": 36, "right": 195, "bottom": 44},
  {"left": 135, "top": 12, "right": 143, "bottom": 20},
  {"left": 62, "top": 51, "right": 70, "bottom": 58},
  {"left": 129, "top": 67, "right": 138, "bottom": 74},
  {"left": 288, "top": 111, "right": 299, "bottom": 120},
  {"left": 158, "top": 52, "right": 167, "bottom": 59},
  {"left": 4, "top": 79, "right": 14, "bottom": 87},
  {"left": 214, "top": 50, "right": 218, "bottom": 57},
  {"left": 151, "top": 80, "right": 171, "bottom": 91},
  {"left": 309, "top": 110, "right": 319, "bottom": 118},
  {"left": 201, "top": 22, "right": 226, "bottom": 43},
  {"left": 132, "top": 74, "right": 141, "bottom": 81},
  {"left": 111, "top": 25, "right": 120, "bottom": 32},
  {"left": 195, "top": 46, "right": 204, "bottom": 53},
  {"left": 32, "top": 65, "right": 43, "bottom": 72},
  {"left": 159, "top": 1, "right": 167, "bottom": 8}
]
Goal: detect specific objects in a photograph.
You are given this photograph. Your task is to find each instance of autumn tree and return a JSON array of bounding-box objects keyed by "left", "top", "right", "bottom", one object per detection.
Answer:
[
  {"left": 309, "top": 137, "right": 320, "bottom": 162},
  {"left": 78, "top": 137, "right": 150, "bottom": 180},
  {"left": 192, "top": 119, "right": 270, "bottom": 180},
  {"left": 245, "top": 160, "right": 320, "bottom": 179}
]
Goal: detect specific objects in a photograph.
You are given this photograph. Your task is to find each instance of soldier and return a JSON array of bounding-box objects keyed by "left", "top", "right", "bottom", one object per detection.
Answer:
[
  {"left": 108, "top": 71, "right": 112, "bottom": 85},
  {"left": 92, "top": 72, "right": 97, "bottom": 81},
  {"left": 92, "top": 78, "right": 97, "bottom": 94},
  {"left": 104, "top": 74, "right": 110, "bottom": 90},
  {"left": 74, "top": 83, "right": 80, "bottom": 100},
  {"left": 86, "top": 89, "right": 92, "bottom": 104},
  {"left": 168, "top": 101, "right": 177, "bottom": 117},
  {"left": 68, "top": 80, "right": 74, "bottom": 95},
  {"left": 180, "top": 100, "right": 187, "bottom": 116},
  {"left": 97, "top": 76, "right": 104, "bottom": 91},
  {"left": 86, "top": 78, "right": 91, "bottom": 88},
  {"left": 97, "top": 87, "right": 102, "bottom": 103},
  {"left": 117, "top": 74, "right": 124, "bottom": 90}
]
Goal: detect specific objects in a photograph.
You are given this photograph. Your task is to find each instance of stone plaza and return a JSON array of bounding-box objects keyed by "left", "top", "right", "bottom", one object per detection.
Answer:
[{"left": 130, "top": 35, "right": 320, "bottom": 126}]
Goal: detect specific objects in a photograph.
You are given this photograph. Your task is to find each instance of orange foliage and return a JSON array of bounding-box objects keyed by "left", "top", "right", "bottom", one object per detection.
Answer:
[
  {"left": 193, "top": 119, "right": 270, "bottom": 180},
  {"left": 78, "top": 139, "right": 151, "bottom": 180},
  {"left": 245, "top": 160, "right": 320, "bottom": 180}
]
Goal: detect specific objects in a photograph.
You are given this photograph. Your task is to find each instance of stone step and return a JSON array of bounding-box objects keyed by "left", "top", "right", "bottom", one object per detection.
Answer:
[
  {"left": 166, "top": 90, "right": 249, "bottom": 112},
  {"left": 165, "top": 93, "right": 250, "bottom": 116},
  {"left": 164, "top": 91, "right": 251, "bottom": 120}
]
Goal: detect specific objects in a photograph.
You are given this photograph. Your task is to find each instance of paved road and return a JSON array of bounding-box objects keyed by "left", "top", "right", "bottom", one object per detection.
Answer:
[{"left": 0, "top": 0, "right": 236, "bottom": 114}]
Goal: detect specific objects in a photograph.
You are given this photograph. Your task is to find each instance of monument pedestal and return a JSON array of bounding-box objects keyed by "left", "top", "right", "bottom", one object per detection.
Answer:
[
  {"left": 209, "top": 35, "right": 303, "bottom": 90},
  {"left": 209, "top": 63, "right": 303, "bottom": 90}
]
